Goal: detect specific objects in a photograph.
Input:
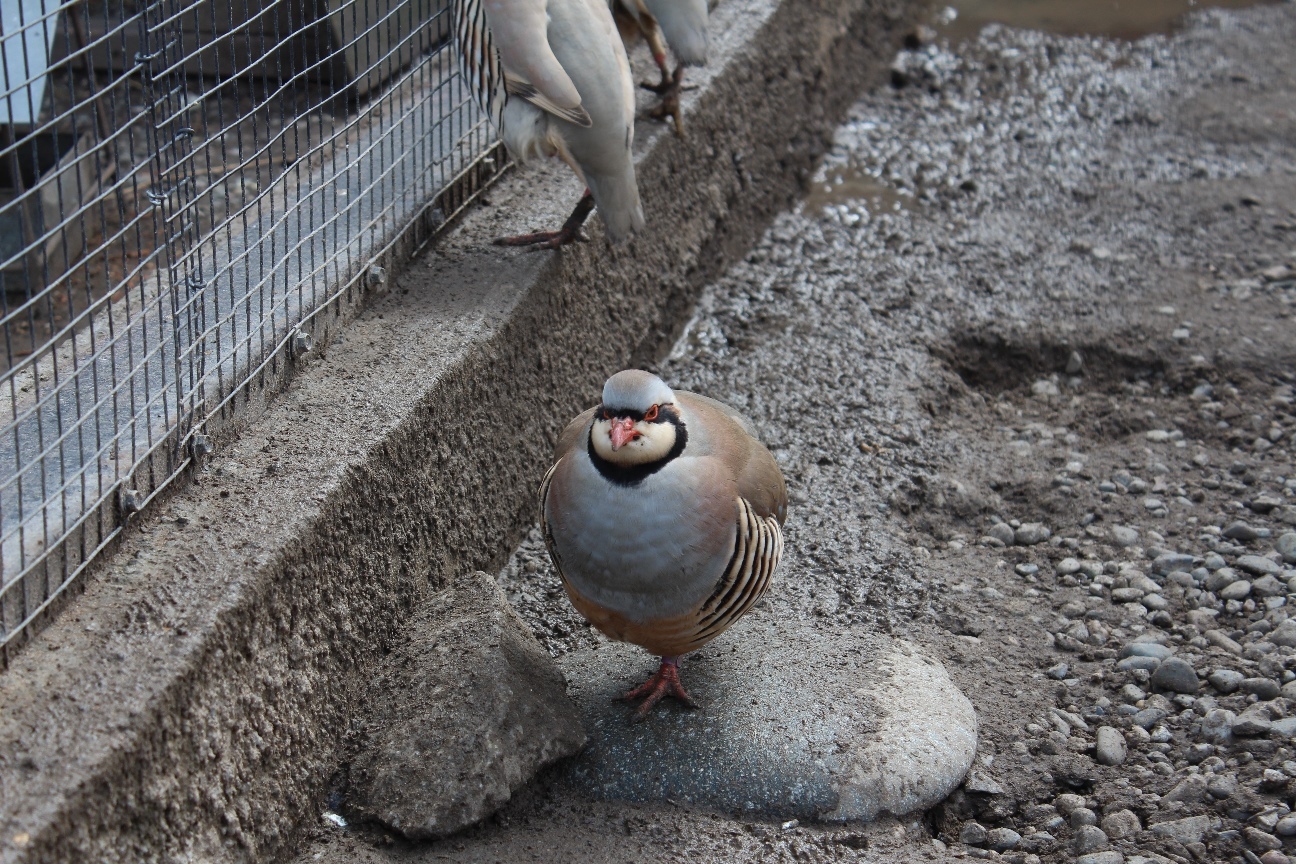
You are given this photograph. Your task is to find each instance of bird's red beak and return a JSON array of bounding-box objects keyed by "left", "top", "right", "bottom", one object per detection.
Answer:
[{"left": 609, "top": 417, "right": 639, "bottom": 451}]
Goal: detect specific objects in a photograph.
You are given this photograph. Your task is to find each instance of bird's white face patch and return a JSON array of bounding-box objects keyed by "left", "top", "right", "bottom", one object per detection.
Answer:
[{"left": 591, "top": 414, "right": 677, "bottom": 466}]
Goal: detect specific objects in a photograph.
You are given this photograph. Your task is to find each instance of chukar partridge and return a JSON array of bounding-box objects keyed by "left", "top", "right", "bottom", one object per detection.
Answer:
[
  {"left": 453, "top": 0, "right": 646, "bottom": 247},
  {"left": 610, "top": 0, "right": 708, "bottom": 136},
  {"left": 540, "top": 370, "right": 787, "bottom": 718}
]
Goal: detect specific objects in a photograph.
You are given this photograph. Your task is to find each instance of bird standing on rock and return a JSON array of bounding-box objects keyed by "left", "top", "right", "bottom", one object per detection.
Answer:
[
  {"left": 610, "top": 0, "right": 709, "bottom": 135},
  {"left": 540, "top": 370, "right": 787, "bottom": 718},
  {"left": 453, "top": 0, "right": 646, "bottom": 247}
]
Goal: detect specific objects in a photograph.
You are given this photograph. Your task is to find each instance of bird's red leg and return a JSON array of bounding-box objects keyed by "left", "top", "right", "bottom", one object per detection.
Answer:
[
  {"left": 494, "top": 190, "right": 595, "bottom": 248},
  {"left": 622, "top": 655, "right": 698, "bottom": 721}
]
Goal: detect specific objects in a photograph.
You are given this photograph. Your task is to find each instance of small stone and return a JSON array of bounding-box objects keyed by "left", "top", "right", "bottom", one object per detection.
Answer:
[
  {"left": 1208, "top": 669, "right": 1244, "bottom": 693},
  {"left": 1276, "top": 814, "right": 1296, "bottom": 836},
  {"left": 1132, "top": 708, "right": 1167, "bottom": 729},
  {"left": 1015, "top": 523, "right": 1051, "bottom": 546},
  {"left": 1246, "top": 827, "right": 1283, "bottom": 852},
  {"left": 1119, "top": 642, "right": 1173, "bottom": 661},
  {"left": 960, "top": 821, "right": 988, "bottom": 846},
  {"left": 1149, "top": 815, "right": 1209, "bottom": 844},
  {"left": 1261, "top": 769, "right": 1290, "bottom": 792},
  {"left": 1076, "top": 853, "right": 1123, "bottom": 864},
  {"left": 963, "top": 767, "right": 1005, "bottom": 795},
  {"left": 1094, "top": 727, "right": 1127, "bottom": 766},
  {"left": 1151, "top": 552, "right": 1194, "bottom": 575},
  {"left": 1053, "top": 793, "right": 1086, "bottom": 815},
  {"left": 1116, "top": 655, "right": 1160, "bottom": 673},
  {"left": 1200, "top": 708, "right": 1237, "bottom": 743},
  {"left": 1223, "top": 521, "right": 1261, "bottom": 541},
  {"left": 1071, "top": 807, "right": 1098, "bottom": 828},
  {"left": 1032, "top": 379, "right": 1061, "bottom": 399},
  {"left": 1267, "top": 619, "right": 1296, "bottom": 648},
  {"left": 1241, "top": 677, "right": 1282, "bottom": 700},
  {"left": 1144, "top": 498, "right": 1165, "bottom": 511},
  {"left": 1278, "top": 533, "right": 1296, "bottom": 565},
  {"left": 1046, "top": 663, "right": 1069, "bottom": 680},
  {"left": 989, "top": 523, "right": 1016, "bottom": 545},
  {"left": 1100, "top": 809, "right": 1141, "bottom": 840},
  {"left": 1111, "top": 526, "right": 1140, "bottom": 547},
  {"left": 985, "top": 827, "right": 1021, "bottom": 852},
  {"left": 1066, "top": 351, "right": 1084, "bottom": 374},
  {"left": 1204, "top": 628, "right": 1244, "bottom": 654},
  {"left": 1072, "top": 825, "right": 1109, "bottom": 854},
  {"left": 1232, "top": 707, "right": 1274, "bottom": 736},
  {"left": 1140, "top": 594, "right": 1168, "bottom": 611},
  {"left": 1207, "top": 774, "right": 1238, "bottom": 799},
  {"left": 1251, "top": 495, "right": 1285, "bottom": 513},
  {"left": 1161, "top": 774, "right": 1208, "bottom": 804},
  {"left": 1271, "top": 717, "right": 1296, "bottom": 738},
  {"left": 1150, "top": 657, "right": 1198, "bottom": 694},
  {"left": 1260, "top": 851, "right": 1291, "bottom": 864},
  {"left": 1238, "top": 555, "right": 1282, "bottom": 577},
  {"left": 1110, "top": 587, "right": 1145, "bottom": 603},
  {"left": 1253, "top": 575, "right": 1286, "bottom": 597},
  {"left": 1220, "top": 580, "right": 1252, "bottom": 600},
  {"left": 1057, "top": 557, "right": 1082, "bottom": 575}
]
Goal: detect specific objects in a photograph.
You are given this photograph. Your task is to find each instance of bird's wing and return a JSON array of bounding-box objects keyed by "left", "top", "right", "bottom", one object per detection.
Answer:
[
  {"left": 678, "top": 391, "right": 788, "bottom": 524},
  {"left": 453, "top": 0, "right": 508, "bottom": 128},
  {"left": 483, "top": 0, "right": 594, "bottom": 127},
  {"left": 639, "top": 0, "right": 708, "bottom": 65}
]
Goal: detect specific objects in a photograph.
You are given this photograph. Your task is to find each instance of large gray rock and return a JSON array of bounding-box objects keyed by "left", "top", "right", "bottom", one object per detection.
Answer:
[
  {"left": 348, "top": 572, "right": 586, "bottom": 838},
  {"left": 560, "top": 616, "right": 976, "bottom": 821}
]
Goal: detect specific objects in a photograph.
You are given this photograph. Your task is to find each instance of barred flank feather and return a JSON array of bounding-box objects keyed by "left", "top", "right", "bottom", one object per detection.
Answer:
[{"left": 452, "top": 0, "right": 506, "bottom": 130}]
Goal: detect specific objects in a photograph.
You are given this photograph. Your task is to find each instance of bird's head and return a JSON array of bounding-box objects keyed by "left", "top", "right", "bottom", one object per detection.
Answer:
[{"left": 590, "top": 370, "right": 683, "bottom": 467}]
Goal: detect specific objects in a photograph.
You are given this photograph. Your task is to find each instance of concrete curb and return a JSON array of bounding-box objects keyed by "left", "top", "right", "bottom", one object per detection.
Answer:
[{"left": 0, "top": 1, "right": 915, "bottom": 861}]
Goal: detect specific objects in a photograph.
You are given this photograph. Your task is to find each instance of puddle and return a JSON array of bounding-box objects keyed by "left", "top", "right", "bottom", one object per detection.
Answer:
[
  {"left": 934, "top": 0, "right": 1276, "bottom": 42},
  {"left": 804, "top": 165, "right": 916, "bottom": 214}
]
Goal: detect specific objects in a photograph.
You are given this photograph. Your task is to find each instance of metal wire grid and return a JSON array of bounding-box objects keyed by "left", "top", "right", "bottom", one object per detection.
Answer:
[{"left": 0, "top": 0, "right": 506, "bottom": 662}]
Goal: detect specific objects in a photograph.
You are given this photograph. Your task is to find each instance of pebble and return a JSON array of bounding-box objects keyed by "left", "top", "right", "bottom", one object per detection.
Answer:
[
  {"left": 1152, "top": 552, "right": 1195, "bottom": 575},
  {"left": 1220, "top": 580, "right": 1252, "bottom": 600},
  {"left": 1253, "top": 574, "right": 1286, "bottom": 596},
  {"left": 1207, "top": 774, "right": 1238, "bottom": 799},
  {"left": 1150, "top": 657, "right": 1198, "bottom": 694},
  {"left": 1278, "top": 532, "right": 1296, "bottom": 564},
  {"left": 1276, "top": 814, "right": 1296, "bottom": 836},
  {"left": 1238, "top": 555, "right": 1282, "bottom": 577},
  {"left": 1204, "top": 629, "right": 1244, "bottom": 654},
  {"left": 1246, "top": 827, "right": 1283, "bottom": 852},
  {"left": 1271, "top": 717, "right": 1296, "bottom": 738},
  {"left": 1149, "top": 815, "right": 1209, "bottom": 844},
  {"left": 1133, "top": 707, "right": 1167, "bottom": 729},
  {"left": 1116, "top": 655, "right": 1160, "bottom": 672},
  {"left": 985, "top": 827, "right": 1020, "bottom": 852},
  {"left": 1200, "top": 708, "right": 1237, "bottom": 743},
  {"left": 1270, "top": 619, "right": 1296, "bottom": 647},
  {"left": 1208, "top": 669, "right": 1244, "bottom": 693},
  {"left": 960, "top": 821, "right": 988, "bottom": 846},
  {"left": 1143, "top": 498, "right": 1165, "bottom": 511},
  {"left": 1015, "top": 523, "right": 1051, "bottom": 545},
  {"left": 1072, "top": 825, "right": 1109, "bottom": 854},
  {"left": 989, "top": 523, "right": 1016, "bottom": 546},
  {"left": 1099, "top": 809, "right": 1141, "bottom": 840},
  {"left": 1110, "top": 587, "right": 1144, "bottom": 603},
  {"left": 1070, "top": 807, "right": 1098, "bottom": 828},
  {"left": 1053, "top": 793, "right": 1086, "bottom": 815},
  {"left": 1076, "top": 853, "right": 1124, "bottom": 864},
  {"left": 1232, "top": 707, "right": 1274, "bottom": 736},
  {"left": 1260, "top": 852, "right": 1291, "bottom": 864},
  {"left": 1057, "top": 557, "right": 1082, "bottom": 575},
  {"left": 1014, "top": 563, "right": 1039, "bottom": 577},
  {"left": 1111, "top": 526, "right": 1139, "bottom": 547},
  {"left": 1241, "top": 677, "right": 1282, "bottom": 700},
  {"left": 1046, "top": 663, "right": 1070, "bottom": 680},
  {"left": 1094, "top": 727, "right": 1127, "bottom": 766},
  {"left": 1224, "top": 520, "right": 1262, "bottom": 540},
  {"left": 1119, "top": 643, "right": 1174, "bottom": 660}
]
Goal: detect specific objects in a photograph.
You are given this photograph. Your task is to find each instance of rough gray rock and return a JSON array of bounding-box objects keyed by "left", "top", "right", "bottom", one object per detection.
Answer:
[
  {"left": 1270, "top": 619, "right": 1296, "bottom": 647},
  {"left": 1076, "top": 853, "right": 1124, "bottom": 864},
  {"left": 1278, "top": 532, "right": 1296, "bottom": 564},
  {"left": 1094, "top": 727, "right": 1127, "bottom": 766},
  {"left": 1238, "top": 555, "right": 1282, "bottom": 577},
  {"left": 1100, "top": 809, "right": 1141, "bottom": 840},
  {"left": 1111, "top": 526, "right": 1140, "bottom": 547},
  {"left": 1014, "top": 523, "right": 1051, "bottom": 545},
  {"left": 560, "top": 617, "right": 976, "bottom": 820},
  {"left": 1073, "top": 824, "right": 1109, "bottom": 854},
  {"left": 1150, "top": 815, "right": 1210, "bottom": 844},
  {"left": 1150, "top": 658, "right": 1198, "bottom": 694},
  {"left": 1209, "top": 669, "right": 1245, "bottom": 694},
  {"left": 348, "top": 572, "right": 586, "bottom": 839}
]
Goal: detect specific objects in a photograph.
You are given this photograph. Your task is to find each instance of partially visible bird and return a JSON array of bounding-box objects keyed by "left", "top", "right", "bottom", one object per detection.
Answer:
[
  {"left": 540, "top": 370, "right": 788, "bottom": 718},
  {"left": 453, "top": 0, "right": 646, "bottom": 247},
  {"left": 609, "top": 0, "right": 709, "bottom": 136}
]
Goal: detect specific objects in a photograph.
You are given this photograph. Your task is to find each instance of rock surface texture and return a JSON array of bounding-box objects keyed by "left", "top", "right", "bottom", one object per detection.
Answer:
[
  {"left": 561, "top": 618, "right": 976, "bottom": 820},
  {"left": 347, "top": 573, "right": 585, "bottom": 838}
]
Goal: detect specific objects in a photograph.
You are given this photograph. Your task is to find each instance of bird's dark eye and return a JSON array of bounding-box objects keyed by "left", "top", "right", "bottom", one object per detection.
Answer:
[
  {"left": 643, "top": 405, "right": 659, "bottom": 422},
  {"left": 600, "top": 407, "right": 611, "bottom": 420}
]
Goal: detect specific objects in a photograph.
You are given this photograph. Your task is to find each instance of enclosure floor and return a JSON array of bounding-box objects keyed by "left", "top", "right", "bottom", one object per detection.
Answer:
[{"left": 296, "top": 3, "right": 1296, "bottom": 862}]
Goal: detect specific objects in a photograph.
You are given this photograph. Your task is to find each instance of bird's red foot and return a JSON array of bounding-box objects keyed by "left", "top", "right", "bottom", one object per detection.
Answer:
[
  {"left": 622, "top": 656, "right": 698, "bottom": 721},
  {"left": 493, "top": 190, "right": 594, "bottom": 249}
]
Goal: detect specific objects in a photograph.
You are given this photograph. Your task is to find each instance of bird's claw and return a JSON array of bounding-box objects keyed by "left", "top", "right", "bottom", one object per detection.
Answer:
[{"left": 622, "top": 658, "right": 698, "bottom": 722}]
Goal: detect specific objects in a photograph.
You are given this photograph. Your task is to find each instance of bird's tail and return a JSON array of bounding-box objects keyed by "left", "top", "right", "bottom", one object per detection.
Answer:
[{"left": 585, "top": 162, "right": 645, "bottom": 243}]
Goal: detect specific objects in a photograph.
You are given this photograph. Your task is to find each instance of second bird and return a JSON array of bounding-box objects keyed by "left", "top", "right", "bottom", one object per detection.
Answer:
[{"left": 453, "top": 0, "right": 646, "bottom": 247}]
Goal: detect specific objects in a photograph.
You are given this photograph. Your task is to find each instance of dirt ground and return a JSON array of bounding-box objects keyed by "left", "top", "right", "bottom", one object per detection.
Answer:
[{"left": 294, "top": 2, "right": 1296, "bottom": 862}]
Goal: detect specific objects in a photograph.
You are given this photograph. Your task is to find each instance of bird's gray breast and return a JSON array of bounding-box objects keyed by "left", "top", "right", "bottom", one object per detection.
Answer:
[{"left": 546, "top": 450, "right": 736, "bottom": 623}]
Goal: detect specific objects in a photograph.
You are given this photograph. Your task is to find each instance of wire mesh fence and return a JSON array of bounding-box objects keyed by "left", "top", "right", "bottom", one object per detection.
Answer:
[{"left": 0, "top": 0, "right": 506, "bottom": 663}]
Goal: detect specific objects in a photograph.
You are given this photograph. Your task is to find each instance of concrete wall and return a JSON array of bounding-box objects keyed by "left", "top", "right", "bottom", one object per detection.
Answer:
[{"left": 0, "top": 0, "right": 915, "bottom": 861}]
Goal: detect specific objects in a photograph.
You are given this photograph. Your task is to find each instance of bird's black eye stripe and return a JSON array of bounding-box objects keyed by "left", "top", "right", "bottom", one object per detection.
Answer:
[{"left": 595, "top": 403, "right": 679, "bottom": 424}]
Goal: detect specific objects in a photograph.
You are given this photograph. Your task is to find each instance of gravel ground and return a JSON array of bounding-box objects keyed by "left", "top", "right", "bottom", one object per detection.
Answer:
[{"left": 299, "top": 3, "right": 1296, "bottom": 862}]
